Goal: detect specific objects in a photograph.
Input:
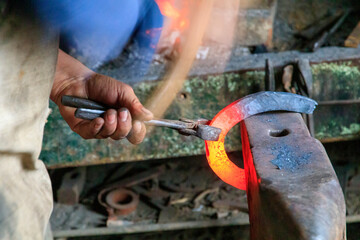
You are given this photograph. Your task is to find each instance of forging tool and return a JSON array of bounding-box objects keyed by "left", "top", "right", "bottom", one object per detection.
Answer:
[{"left": 61, "top": 95, "right": 222, "bottom": 141}]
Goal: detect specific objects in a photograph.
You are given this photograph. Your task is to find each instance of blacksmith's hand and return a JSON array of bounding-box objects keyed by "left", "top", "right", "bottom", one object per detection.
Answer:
[{"left": 50, "top": 50, "right": 153, "bottom": 144}]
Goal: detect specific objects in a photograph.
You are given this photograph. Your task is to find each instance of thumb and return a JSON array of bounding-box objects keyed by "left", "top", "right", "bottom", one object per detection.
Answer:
[{"left": 119, "top": 85, "right": 153, "bottom": 121}]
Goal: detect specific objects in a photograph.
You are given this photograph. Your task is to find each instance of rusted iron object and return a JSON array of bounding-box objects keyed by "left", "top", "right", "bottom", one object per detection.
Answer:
[
  {"left": 312, "top": 10, "right": 350, "bottom": 51},
  {"left": 265, "top": 59, "right": 275, "bottom": 91},
  {"left": 98, "top": 165, "right": 165, "bottom": 224},
  {"left": 105, "top": 188, "right": 139, "bottom": 216},
  {"left": 296, "top": 58, "right": 315, "bottom": 137},
  {"left": 57, "top": 167, "right": 86, "bottom": 205},
  {"left": 241, "top": 112, "right": 346, "bottom": 240}
]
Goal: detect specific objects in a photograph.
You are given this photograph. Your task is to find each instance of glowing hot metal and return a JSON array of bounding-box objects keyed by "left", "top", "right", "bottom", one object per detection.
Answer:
[{"left": 205, "top": 91, "right": 317, "bottom": 190}]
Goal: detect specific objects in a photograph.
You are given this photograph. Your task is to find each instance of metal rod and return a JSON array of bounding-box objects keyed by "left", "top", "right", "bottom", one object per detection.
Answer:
[
  {"left": 144, "top": 119, "right": 188, "bottom": 130},
  {"left": 75, "top": 108, "right": 189, "bottom": 130},
  {"left": 53, "top": 219, "right": 250, "bottom": 238},
  {"left": 313, "top": 10, "right": 351, "bottom": 51}
]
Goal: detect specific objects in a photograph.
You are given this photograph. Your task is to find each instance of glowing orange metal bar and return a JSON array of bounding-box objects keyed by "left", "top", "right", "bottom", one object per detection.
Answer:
[
  {"left": 205, "top": 92, "right": 318, "bottom": 190},
  {"left": 205, "top": 100, "right": 247, "bottom": 190}
]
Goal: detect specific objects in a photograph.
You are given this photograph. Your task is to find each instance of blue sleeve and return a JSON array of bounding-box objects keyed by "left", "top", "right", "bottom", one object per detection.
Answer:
[{"left": 34, "top": 0, "right": 163, "bottom": 69}]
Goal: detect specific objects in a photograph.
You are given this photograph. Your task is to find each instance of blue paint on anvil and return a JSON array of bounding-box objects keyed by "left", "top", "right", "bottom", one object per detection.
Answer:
[{"left": 270, "top": 145, "right": 312, "bottom": 172}]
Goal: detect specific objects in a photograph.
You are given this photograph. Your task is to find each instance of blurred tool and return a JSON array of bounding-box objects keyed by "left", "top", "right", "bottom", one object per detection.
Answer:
[{"left": 61, "top": 95, "right": 222, "bottom": 141}]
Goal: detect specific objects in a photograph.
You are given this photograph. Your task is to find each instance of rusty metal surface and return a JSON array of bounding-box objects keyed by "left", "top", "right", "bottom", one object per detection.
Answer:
[
  {"left": 105, "top": 188, "right": 139, "bottom": 216},
  {"left": 241, "top": 112, "right": 346, "bottom": 240},
  {"left": 98, "top": 165, "right": 165, "bottom": 224},
  {"left": 57, "top": 167, "right": 86, "bottom": 205}
]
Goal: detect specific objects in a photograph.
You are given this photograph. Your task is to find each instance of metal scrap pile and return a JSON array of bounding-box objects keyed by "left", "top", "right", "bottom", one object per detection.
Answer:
[{"left": 50, "top": 157, "right": 248, "bottom": 230}]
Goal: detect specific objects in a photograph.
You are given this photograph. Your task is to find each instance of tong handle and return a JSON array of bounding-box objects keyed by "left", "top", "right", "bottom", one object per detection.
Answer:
[
  {"left": 61, "top": 95, "right": 221, "bottom": 141},
  {"left": 62, "top": 95, "right": 191, "bottom": 130},
  {"left": 62, "top": 95, "right": 107, "bottom": 110}
]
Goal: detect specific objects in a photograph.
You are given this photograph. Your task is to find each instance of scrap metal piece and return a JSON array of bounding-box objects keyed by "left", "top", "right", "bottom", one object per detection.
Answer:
[
  {"left": 241, "top": 112, "right": 346, "bottom": 240},
  {"left": 98, "top": 166, "right": 165, "bottom": 226},
  {"left": 312, "top": 10, "right": 350, "bottom": 51},
  {"left": 265, "top": 58, "right": 275, "bottom": 91},
  {"left": 296, "top": 58, "right": 313, "bottom": 97},
  {"left": 105, "top": 189, "right": 139, "bottom": 216},
  {"left": 98, "top": 166, "right": 165, "bottom": 217},
  {"left": 57, "top": 167, "right": 86, "bottom": 205},
  {"left": 297, "top": 58, "right": 315, "bottom": 136}
]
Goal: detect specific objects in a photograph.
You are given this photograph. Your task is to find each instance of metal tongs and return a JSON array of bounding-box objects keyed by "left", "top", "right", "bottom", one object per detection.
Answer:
[{"left": 61, "top": 96, "right": 222, "bottom": 141}]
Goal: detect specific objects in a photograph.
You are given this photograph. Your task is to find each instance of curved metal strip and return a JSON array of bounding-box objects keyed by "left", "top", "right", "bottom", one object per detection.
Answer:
[{"left": 205, "top": 91, "right": 317, "bottom": 190}]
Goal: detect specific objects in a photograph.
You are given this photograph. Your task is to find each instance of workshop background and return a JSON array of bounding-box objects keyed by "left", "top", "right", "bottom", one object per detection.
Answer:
[{"left": 36, "top": 0, "right": 360, "bottom": 239}]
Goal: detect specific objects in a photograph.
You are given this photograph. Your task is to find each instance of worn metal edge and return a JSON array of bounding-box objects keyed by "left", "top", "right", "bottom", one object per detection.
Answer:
[
  {"left": 137, "top": 47, "right": 360, "bottom": 82},
  {"left": 52, "top": 216, "right": 360, "bottom": 238},
  {"left": 52, "top": 219, "right": 250, "bottom": 238},
  {"left": 45, "top": 154, "right": 207, "bottom": 169},
  {"left": 193, "top": 47, "right": 360, "bottom": 77},
  {"left": 320, "top": 135, "right": 360, "bottom": 144}
]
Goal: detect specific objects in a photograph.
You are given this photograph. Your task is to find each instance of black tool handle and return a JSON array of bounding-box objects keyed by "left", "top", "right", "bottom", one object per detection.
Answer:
[
  {"left": 75, "top": 108, "right": 105, "bottom": 120},
  {"left": 62, "top": 95, "right": 107, "bottom": 110}
]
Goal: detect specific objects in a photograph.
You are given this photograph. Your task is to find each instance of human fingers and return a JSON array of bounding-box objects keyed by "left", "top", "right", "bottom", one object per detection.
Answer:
[
  {"left": 110, "top": 108, "right": 132, "bottom": 140},
  {"left": 126, "top": 120, "right": 146, "bottom": 144},
  {"left": 72, "top": 117, "right": 104, "bottom": 139},
  {"left": 95, "top": 109, "right": 118, "bottom": 138},
  {"left": 117, "top": 84, "right": 153, "bottom": 121}
]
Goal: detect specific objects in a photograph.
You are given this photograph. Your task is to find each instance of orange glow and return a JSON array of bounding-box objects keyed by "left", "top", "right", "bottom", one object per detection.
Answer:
[
  {"left": 155, "top": 0, "right": 180, "bottom": 18},
  {"left": 240, "top": 121, "right": 258, "bottom": 192},
  {"left": 205, "top": 99, "right": 247, "bottom": 190},
  {"left": 179, "top": 20, "right": 186, "bottom": 28},
  {"left": 155, "top": 0, "right": 189, "bottom": 32}
]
